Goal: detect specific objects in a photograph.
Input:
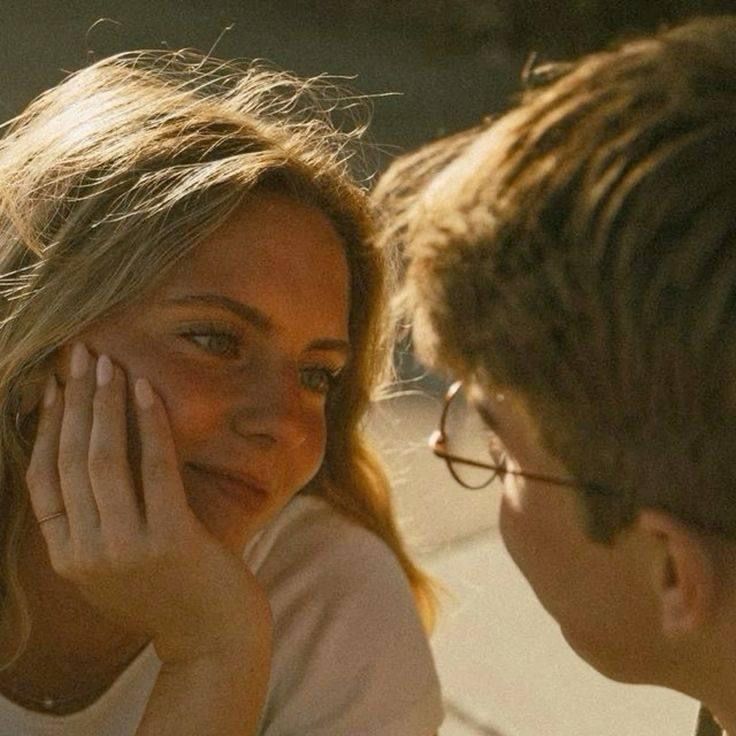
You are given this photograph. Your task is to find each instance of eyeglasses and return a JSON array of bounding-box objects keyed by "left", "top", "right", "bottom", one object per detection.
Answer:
[{"left": 429, "top": 381, "right": 608, "bottom": 494}]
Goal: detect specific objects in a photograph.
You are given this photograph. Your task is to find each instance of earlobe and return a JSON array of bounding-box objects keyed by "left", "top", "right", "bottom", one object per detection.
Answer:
[{"left": 638, "top": 509, "right": 716, "bottom": 637}]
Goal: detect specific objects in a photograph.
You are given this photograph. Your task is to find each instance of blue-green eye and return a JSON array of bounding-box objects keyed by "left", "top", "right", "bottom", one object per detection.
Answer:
[
  {"left": 183, "top": 330, "right": 240, "bottom": 358},
  {"left": 300, "top": 365, "right": 342, "bottom": 395}
]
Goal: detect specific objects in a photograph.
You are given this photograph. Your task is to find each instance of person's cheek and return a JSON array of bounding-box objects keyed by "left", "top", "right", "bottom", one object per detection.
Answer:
[
  {"left": 124, "top": 369, "right": 200, "bottom": 490},
  {"left": 153, "top": 368, "right": 221, "bottom": 442},
  {"left": 291, "top": 412, "right": 327, "bottom": 493},
  {"left": 499, "top": 491, "right": 525, "bottom": 569},
  {"left": 498, "top": 485, "right": 545, "bottom": 595}
]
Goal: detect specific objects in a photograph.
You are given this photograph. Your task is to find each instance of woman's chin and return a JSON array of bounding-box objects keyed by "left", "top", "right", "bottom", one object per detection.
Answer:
[{"left": 183, "top": 490, "right": 254, "bottom": 553}]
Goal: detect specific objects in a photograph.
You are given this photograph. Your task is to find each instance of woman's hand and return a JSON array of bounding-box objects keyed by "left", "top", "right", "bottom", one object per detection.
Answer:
[
  {"left": 25, "top": 342, "right": 272, "bottom": 664},
  {"left": 26, "top": 342, "right": 272, "bottom": 734}
]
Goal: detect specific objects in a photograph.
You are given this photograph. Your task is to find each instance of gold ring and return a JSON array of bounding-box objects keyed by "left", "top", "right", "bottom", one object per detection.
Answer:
[{"left": 38, "top": 510, "right": 66, "bottom": 524}]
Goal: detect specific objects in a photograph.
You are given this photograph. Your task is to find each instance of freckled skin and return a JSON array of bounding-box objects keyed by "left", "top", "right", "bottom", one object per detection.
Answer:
[{"left": 63, "top": 192, "right": 350, "bottom": 552}]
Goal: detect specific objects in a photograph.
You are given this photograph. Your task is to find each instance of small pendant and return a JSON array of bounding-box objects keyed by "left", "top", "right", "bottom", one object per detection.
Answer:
[{"left": 42, "top": 697, "right": 56, "bottom": 710}]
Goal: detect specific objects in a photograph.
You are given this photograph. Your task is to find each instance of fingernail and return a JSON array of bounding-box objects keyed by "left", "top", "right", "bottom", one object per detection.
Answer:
[
  {"left": 134, "top": 378, "right": 154, "bottom": 409},
  {"left": 70, "top": 343, "right": 89, "bottom": 379},
  {"left": 96, "top": 355, "right": 113, "bottom": 386},
  {"left": 43, "top": 374, "right": 57, "bottom": 408}
]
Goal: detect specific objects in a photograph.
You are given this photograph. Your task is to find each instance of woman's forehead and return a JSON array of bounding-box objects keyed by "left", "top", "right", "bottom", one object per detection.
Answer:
[{"left": 150, "top": 192, "right": 351, "bottom": 340}]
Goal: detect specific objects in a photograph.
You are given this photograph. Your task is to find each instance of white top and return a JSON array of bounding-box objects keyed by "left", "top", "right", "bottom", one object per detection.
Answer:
[{"left": 0, "top": 495, "right": 444, "bottom": 735}]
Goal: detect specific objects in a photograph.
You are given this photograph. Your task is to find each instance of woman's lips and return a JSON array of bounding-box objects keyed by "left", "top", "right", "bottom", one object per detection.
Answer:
[{"left": 185, "top": 462, "right": 270, "bottom": 512}]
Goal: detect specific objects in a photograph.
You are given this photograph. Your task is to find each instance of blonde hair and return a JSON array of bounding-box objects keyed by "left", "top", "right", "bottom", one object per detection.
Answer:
[
  {"left": 376, "top": 16, "right": 736, "bottom": 543},
  {"left": 0, "top": 50, "right": 435, "bottom": 653}
]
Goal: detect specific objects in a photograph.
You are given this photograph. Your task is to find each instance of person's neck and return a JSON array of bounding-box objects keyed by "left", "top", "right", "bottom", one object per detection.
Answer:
[{"left": 690, "top": 649, "right": 736, "bottom": 736}]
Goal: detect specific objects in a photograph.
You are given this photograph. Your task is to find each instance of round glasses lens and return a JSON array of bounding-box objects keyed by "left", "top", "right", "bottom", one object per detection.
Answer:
[{"left": 443, "top": 386, "right": 499, "bottom": 489}]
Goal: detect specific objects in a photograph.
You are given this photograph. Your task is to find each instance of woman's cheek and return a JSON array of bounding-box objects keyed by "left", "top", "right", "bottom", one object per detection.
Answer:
[
  {"left": 294, "top": 414, "right": 328, "bottom": 489},
  {"left": 152, "top": 368, "right": 221, "bottom": 435}
]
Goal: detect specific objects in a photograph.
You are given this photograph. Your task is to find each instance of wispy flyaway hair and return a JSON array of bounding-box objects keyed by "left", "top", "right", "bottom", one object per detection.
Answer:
[{"left": 0, "top": 50, "right": 435, "bottom": 656}]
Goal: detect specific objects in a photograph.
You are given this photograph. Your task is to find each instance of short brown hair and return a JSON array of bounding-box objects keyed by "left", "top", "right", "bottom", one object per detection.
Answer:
[{"left": 376, "top": 15, "right": 736, "bottom": 542}]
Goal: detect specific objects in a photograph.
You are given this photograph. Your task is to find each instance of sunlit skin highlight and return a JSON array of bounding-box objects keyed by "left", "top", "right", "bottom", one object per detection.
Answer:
[
  {"left": 466, "top": 380, "right": 666, "bottom": 682},
  {"left": 55, "top": 190, "right": 351, "bottom": 553}
]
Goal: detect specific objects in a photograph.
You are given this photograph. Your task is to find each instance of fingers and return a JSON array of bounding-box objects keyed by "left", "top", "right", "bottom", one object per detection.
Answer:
[
  {"left": 26, "top": 373, "right": 69, "bottom": 546},
  {"left": 88, "top": 355, "right": 140, "bottom": 535},
  {"left": 58, "top": 343, "right": 99, "bottom": 531},
  {"left": 134, "top": 378, "right": 190, "bottom": 529},
  {"left": 27, "top": 344, "right": 189, "bottom": 551}
]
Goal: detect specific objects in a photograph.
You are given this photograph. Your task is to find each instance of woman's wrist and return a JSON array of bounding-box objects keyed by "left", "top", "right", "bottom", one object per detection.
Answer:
[
  {"left": 153, "top": 582, "right": 273, "bottom": 666},
  {"left": 138, "top": 628, "right": 272, "bottom": 736}
]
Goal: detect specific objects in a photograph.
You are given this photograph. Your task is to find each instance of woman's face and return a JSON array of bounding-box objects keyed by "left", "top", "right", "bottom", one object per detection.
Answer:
[{"left": 60, "top": 191, "right": 351, "bottom": 552}]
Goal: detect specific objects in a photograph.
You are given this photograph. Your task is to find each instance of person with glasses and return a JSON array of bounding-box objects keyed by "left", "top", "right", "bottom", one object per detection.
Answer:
[{"left": 374, "top": 14, "right": 736, "bottom": 736}]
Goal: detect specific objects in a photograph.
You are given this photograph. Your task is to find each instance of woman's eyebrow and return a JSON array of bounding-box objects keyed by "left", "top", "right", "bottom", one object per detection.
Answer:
[
  {"left": 164, "top": 293, "right": 351, "bottom": 356},
  {"left": 166, "top": 294, "right": 274, "bottom": 332}
]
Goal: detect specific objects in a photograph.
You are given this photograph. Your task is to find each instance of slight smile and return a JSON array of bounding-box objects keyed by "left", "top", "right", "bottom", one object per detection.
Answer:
[{"left": 185, "top": 462, "right": 270, "bottom": 512}]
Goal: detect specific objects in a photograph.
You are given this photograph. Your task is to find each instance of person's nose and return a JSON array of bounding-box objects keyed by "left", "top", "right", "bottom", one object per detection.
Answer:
[{"left": 230, "top": 364, "right": 310, "bottom": 450}]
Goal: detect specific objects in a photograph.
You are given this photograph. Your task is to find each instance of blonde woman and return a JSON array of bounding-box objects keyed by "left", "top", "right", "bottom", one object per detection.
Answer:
[{"left": 0, "top": 51, "right": 442, "bottom": 735}]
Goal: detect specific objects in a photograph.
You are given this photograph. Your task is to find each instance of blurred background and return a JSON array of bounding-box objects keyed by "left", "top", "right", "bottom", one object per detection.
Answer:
[
  {"left": 5, "top": 1, "right": 736, "bottom": 157},
  {"left": 4, "top": 2, "right": 736, "bottom": 733}
]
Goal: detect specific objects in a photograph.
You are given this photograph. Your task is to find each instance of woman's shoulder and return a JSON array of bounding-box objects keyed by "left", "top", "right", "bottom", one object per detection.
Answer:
[{"left": 247, "top": 495, "right": 444, "bottom": 735}]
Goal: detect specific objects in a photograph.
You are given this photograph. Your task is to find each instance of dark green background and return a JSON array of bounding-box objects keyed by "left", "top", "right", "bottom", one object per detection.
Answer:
[{"left": 3, "top": 1, "right": 736, "bottom": 160}]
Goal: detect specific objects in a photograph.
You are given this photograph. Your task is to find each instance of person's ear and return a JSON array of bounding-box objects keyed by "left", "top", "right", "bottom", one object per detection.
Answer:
[{"left": 638, "top": 509, "right": 716, "bottom": 637}]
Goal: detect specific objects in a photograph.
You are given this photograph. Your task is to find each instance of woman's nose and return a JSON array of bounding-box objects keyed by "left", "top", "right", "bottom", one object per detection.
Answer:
[{"left": 229, "top": 367, "right": 310, "bottom": 450}]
